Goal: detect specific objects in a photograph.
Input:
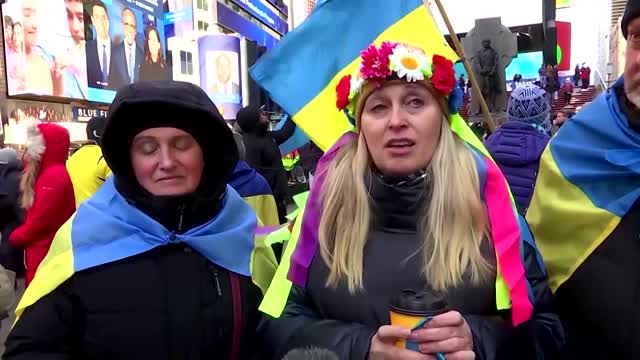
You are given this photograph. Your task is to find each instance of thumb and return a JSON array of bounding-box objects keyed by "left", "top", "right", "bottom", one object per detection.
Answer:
[{"left": 376, "top": 325, "right": 411, "bottom": 343}]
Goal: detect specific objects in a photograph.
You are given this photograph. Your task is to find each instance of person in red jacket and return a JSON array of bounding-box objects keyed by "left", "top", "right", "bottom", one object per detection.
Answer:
[{"left": 10, "top": 123, "right": 75, "bottom": 285}]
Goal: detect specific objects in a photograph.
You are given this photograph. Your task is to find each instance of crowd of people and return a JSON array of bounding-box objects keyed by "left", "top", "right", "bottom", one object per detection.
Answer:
[{"left": 0, "top": 1, "right": 640, "bottom": 359}]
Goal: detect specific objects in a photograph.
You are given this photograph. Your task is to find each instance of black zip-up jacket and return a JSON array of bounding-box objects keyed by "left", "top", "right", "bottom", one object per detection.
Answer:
[
  {"left": 258, "top": 173, "right": 565, "bottom": 359},
  {"left": 0, "top": 159, "right": 24, "bottom": 274}
]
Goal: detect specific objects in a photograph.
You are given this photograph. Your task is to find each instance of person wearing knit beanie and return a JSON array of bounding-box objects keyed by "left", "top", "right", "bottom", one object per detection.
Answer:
[
  {"left": 506, "top": 84, "right": 551, "bottom": 134},
  {"left": 485, "top": 84, "right": 551, "bottom": 214}
]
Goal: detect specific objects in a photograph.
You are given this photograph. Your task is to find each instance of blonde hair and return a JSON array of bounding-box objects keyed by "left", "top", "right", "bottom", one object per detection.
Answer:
[
  {"left": 20, "top": 123, "right": 45, "bottom": 210},
  {"left": 319, "top": 86, "right": 492, "bottom": 293}
]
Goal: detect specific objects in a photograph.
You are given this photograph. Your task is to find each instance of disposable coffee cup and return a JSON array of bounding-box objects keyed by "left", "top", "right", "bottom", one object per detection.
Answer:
[{"left": 390, "top": 289, "right": 449, "bottom": 354}]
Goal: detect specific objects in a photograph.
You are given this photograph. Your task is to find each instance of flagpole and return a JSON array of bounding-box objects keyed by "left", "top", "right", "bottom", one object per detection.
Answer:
[{"left": 427, "top": 0, "right": 496, "bottom": 133}]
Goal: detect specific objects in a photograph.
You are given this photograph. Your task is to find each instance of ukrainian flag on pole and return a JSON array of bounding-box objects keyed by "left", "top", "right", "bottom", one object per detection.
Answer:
[{"left": 250, "top": 0, "right": 458, "bottom": 152}]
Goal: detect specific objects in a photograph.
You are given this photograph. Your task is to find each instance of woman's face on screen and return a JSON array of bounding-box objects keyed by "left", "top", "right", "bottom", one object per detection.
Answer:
[{"left": 148, "top": 30, "right": 161, "bottom": 60}]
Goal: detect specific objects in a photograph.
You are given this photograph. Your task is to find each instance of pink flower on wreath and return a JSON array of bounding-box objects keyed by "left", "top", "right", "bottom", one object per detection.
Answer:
[
  {"left": 431, "top": 54, "right": 456, "bottom": 96},
  {"left": 336, "top": 74, "right": 352, "bottom": 110},
  {"left": 360, "top": 42, "right": 397, "bottom": 82}
]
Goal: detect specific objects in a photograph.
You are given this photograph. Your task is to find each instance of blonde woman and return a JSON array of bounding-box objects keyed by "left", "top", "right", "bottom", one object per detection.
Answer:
[
  {"left": 9, "top": 123, "right": 75, "bottom": 286},
  {"left": 259, "top": 43, "right": 565, "bottom": 359}
]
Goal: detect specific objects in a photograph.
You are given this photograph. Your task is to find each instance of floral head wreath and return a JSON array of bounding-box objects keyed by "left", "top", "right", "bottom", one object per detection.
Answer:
[{"left": 336, "top": 41, "right": 463, "bottom": 120}]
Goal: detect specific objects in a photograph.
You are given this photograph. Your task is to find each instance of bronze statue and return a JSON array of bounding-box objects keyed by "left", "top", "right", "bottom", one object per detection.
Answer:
[{"left": 476, "top": 39, "right": 501, "bottom": 112}]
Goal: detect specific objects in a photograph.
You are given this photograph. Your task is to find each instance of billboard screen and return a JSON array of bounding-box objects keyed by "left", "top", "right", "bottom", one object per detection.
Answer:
[
  {"left": 1, "top": 0, "right": 167, "bottom": 103},
  {"left": 198, "top": 34, "right": 242, "bottom": 120},
  {"left": 163, "top": 0, "right": 193, "bottom": 39},
  {"left": 85, "top": 0, "right": 167, "bottom": 103},
  {"left": 2, "top": 0, "right": 89, "bottom": 98}
]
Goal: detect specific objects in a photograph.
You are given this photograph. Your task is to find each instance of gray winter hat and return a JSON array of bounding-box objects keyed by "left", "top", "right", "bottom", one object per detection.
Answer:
[{"left": 0, "top": 148, "right": 17, "bottom": 164}]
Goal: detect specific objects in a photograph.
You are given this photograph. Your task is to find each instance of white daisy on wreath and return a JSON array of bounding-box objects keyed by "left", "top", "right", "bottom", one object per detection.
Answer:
[{"left": 389, "top": 45, "right": 431, "bottom": 82}]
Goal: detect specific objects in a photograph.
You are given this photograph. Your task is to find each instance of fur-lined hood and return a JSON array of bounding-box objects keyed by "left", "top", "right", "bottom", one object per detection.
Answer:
[
  {"left": 21, "top": 123, "right": 70, "bottom": 209},
  {"left": 26, "top": 123, "right": 70, "bottom": 171}
]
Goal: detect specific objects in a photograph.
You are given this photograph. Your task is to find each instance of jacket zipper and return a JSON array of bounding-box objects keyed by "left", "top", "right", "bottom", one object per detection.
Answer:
[
  {"left": 212, "top": 268, "right": 222, "bottom": 296},
  {"left": 230, "top": 273, "right": 242, "bottom": 360},
  {"left": 177, "top": 203, "right": 186, "bottom": 232}
]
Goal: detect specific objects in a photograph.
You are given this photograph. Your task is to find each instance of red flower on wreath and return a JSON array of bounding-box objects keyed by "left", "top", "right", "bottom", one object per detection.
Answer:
[
  {"left": 431, "top": 54, "right": 456, "bottom": 96},
  {"left": 336, "top": 74, "right": 352, "bottom": 110},
  {"left": 360, "top": 42, "right": 396, "bottom": 81}
]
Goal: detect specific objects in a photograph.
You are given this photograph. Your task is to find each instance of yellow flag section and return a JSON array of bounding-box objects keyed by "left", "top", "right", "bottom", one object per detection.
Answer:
[
  {"left": 250, "top": 0, "right": 458, "bottom": 152},
  {"left": 14, "top": 215, "right": 76, "bottom": 324},
  {"left": 244, "top": 194, "right": 280, "bottom": 227},
  {"left": 260, "top": 192, "right": 308, "bottom": 317},
  {"left": 526, "top": 147, "right": 620, "bottom": 292}
]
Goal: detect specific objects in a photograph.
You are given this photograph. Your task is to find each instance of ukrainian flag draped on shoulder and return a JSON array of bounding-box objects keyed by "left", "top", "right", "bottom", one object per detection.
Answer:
[
  {"left": 16, "top": 177, "right": 277, "bottom": 321},
  {"left": 527, "top": 78, "right": 640, "bottom": 293},
  {"left": 249, "top": 0, "right": 457, "bottom": 152}
]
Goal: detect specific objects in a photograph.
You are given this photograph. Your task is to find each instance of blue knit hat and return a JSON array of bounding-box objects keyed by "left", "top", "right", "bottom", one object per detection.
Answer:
[{"left": 507, "top": 85, "right": 551, "bottom": 133}]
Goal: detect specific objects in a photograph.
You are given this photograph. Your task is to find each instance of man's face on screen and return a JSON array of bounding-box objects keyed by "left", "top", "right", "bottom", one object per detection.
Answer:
[
  {"left": 66, "top": 0, "right": 85, "bottom": 43},
  {"left": 92, "top": 5, "right": 110, "bottom": 40},
  {"left": 122, "top": 9, "right": 137, "bottom": 46}
]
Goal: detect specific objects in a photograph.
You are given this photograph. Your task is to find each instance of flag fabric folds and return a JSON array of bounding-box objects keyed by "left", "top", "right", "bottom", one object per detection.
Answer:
[
  {"left": 527, "top": 80, "right": 639, "bottom": 293},
  {"left": 15, "top": 177, "right": 279, "bottom": 323},
  {"left": 250, "top": 0, "right": 458, "bottom": 152},
  {"left": 276, "top": 115, "right": 311, "bottom": 156},
  {"left": 230, "top": 160, "right": 281, "bottom": 226}
]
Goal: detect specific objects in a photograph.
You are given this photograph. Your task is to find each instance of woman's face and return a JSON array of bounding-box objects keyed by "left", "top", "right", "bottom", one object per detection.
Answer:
[
  {"left": 130, "top": 127, "right": 204, "bottom": 196},
  {"left": 147, "top": 30, "right": 160, "bottom": 60},
  {"left": 360, "top": 82, "right": 443, "bottom": 177},
  {"left": 13, "top": 24, "right": 23, "bottom": 49}
]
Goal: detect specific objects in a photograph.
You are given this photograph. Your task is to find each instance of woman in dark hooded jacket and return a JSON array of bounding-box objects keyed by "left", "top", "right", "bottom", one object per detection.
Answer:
[
  {"left": 0, "top": 148, "right": 23, "bottom": 275},
  {"left": 4, "top": 81, "right": 277, "bottom": 360},
  {"left": 236, "top": 106, "right": 295, "bottom": 223}
]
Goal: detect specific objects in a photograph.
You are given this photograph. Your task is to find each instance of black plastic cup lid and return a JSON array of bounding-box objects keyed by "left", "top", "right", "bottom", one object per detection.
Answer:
[{"left": 390, "top": 289, "right": 449, "bottom": 317}]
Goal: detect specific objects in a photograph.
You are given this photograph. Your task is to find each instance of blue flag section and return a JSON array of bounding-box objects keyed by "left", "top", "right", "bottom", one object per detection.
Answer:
[{"left": 276, "top": 115, "right": 311, "bottom": 155}]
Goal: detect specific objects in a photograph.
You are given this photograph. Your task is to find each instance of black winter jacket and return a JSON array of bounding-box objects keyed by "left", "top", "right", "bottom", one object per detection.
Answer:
[
  {"left": 4, "top": 244, "right": 262, "bottom": 360},
  {"left": 258, "top": 173, "right": 565, "bottom": 359},
  {"left": 0, "top": 159, "right": 24, "bottom": 274},
  {"left": 236, "top": 107, "right": 295, "bottom": 203}
]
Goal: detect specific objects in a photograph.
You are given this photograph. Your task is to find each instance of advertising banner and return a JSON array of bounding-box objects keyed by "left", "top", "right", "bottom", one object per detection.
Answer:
[
  {"left": 217, "top": 2, "right": 279, "bottom": 49},
  {"left": 556, "top": 21, "right": 572, "bottom": 72},
  {"left": 198, "top": 34, "right": 242, "bottom": 120},
  {"left": 72, "top": 107, "right": 109, "bottom": 122},
  {"left": 85, "top": 0, "right": 168, "bottom": 103},
  {"left": 1, "top": 0, "right": 168, "bottom": 104},
  {"left": 2, "top": 0, "right": 89, "bottom": 99},
  {"left": 228, "top": 0, "right": 288, "bottom": 35},
  {"left": 164, "top": 0, "right": 194, "bottom": 39}
]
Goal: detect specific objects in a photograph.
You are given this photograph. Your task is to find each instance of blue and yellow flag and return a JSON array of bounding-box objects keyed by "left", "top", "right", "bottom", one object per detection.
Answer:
[
  {"left": 15, "top": 177, "right": 278, "bottom": 322},
  {"left": 250, "top": 0, "right": 457, "bottom": 152},
  {"left": 527, "top": 79, "right": 640, "bottom": 292},
  {"left": 230, "top": 160, "right": 280, "bottom": 226}
]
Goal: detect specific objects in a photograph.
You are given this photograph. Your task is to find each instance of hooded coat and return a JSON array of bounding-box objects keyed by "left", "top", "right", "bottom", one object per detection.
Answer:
[
  {"left": 4, "top": 81, "right": 274, "bottom": 360},
  {"left": 236, "top": 106, "right": 295, "bottom": 220},
  {"left": 484, "top": 121, "right": 550, "bottom": 215},
  {"left": 10, "top": 123, "right": 75, "bottom": 285},
  {"left": 0, "top": 149, "right": 24, "bottom": 274}
]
